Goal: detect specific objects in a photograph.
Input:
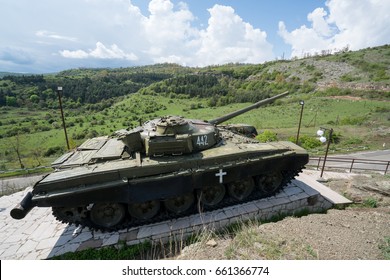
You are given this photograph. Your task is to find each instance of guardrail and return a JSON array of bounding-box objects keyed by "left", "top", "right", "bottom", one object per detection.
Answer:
[{"left": 308, "top": 156, "right": 389, "bottom": 175}]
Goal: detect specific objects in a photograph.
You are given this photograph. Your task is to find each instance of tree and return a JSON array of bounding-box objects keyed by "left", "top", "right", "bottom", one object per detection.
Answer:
[
  {"left": 30, "top": 94, "right": 39, "bottom": 103},
  {"left": 6, "top": 96, "right": 17, "bottom": 107},
  {"left": 0, "top": 89, "right": 6, "bottom": 106},
  {"left": 10, "top": 132, "right": 25, "bottom": 169}
]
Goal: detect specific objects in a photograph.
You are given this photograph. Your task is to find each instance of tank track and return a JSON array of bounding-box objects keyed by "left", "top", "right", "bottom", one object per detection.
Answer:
[{"left": 52, "top": 169, "right": 301, "bottom": 232}]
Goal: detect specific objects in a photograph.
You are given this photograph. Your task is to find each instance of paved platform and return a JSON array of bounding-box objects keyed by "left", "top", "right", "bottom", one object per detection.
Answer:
[{"left": 0, "top": 172, "right": 350, "bottom": 260}]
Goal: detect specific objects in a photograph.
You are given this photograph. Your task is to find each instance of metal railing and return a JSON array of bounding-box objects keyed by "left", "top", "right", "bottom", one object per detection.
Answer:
[{"left": 308, "top": 156, "right": 390, "bottom": 175}]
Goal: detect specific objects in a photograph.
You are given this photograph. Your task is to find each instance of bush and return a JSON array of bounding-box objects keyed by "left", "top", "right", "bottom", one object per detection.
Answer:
[
  {"left": 363, "top": 197, "right": 377, "bottom": 208},
  {"left": 87, "top": 130, "right": 99, "bottom": 138},
  {"left": 72, "top": 130, "right": 87, "bottom": 140},
  {"left": 256, "top": 130, "right": 278, "bottom": 142},
  {"left": 44, "top": 146, "right": 65, "bottom": 157},
  {"left": 295, "top": 135, "right": 322, "bottom": 150}
]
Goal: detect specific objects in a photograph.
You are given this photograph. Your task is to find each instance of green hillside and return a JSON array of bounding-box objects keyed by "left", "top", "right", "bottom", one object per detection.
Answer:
[{"left": 0, "top": 45, "right": 389, "bottom": 174}]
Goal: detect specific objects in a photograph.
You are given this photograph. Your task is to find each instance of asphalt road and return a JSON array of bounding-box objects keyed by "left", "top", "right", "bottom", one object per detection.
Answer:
[
  {"left": 0, "top": 174, "right": 44, "bottom": 194},
  {"left": 309, "top": 149, "right": 390, "bottom": 173},
  {"left": 344, "top": 149, "right": 390, "bottom": 161}
]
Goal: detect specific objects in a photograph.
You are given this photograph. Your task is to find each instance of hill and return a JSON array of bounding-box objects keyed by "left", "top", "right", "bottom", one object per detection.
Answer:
[
  {"left": 0, "top": 72, "right": 36, "bottom": 79},
  {"left": 1, "top": 45, "right": 389, "bottom": 109},
  {"left": 0, "top": 45, "right": 389, "bottom": 173}
]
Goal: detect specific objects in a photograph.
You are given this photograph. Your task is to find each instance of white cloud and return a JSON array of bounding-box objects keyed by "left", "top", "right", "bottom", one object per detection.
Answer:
[
  {"left": 58, "top": 0, "right": 273, "bottom": 67},
  {"left": 36, "top": 30, "right": 77, "bottom": 42},
  {"left": 278, "top": 21, "right": 330, "bottom": 57},
  {"left": 60, "top": 42, "right": 138, "bottom": 60},
  {"left": 194, "top": 5, "right": 273, "bottom": 66},
  {"left": 141, "top": 0, "right": 198, "bottom": 59},
  {"left": 278, "top": 0, "right": 390, "bottom": 58},
  {"left": 59, "top": 49, "right": 89, "bottom": 59},
  {"left": 91, "top": 42, "right": 138, "bottom": 60},
  {"left": 307, "top": 8, "right": 332, "bottom": 37}
]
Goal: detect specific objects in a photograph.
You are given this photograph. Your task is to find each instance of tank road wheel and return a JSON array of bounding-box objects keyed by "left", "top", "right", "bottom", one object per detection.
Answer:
[
  {"left": 90, "top": 202, "right": 126, "bottom": 228},
  {"left": 128, "top": 200, "right": 160, "bottom": 220},
  {"left": 164, "top": 193, "right": 195, "bottom": 214},
  {"left": 199, "top": 184, "right": 226, "bottom": 207},
  {"left": 257, "top": 172, "right": 284, "bottom": 195},
  {"left": 227, "top": 177, "right": 255, "bottom": 201},
  {"left": 53, "top": 206, "right": 88, "bottom": 225}
]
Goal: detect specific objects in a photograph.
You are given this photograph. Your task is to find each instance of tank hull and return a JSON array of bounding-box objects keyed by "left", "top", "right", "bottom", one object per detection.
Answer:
[{"left": 13, "top": 139, "right": 308, "bottom": 228}]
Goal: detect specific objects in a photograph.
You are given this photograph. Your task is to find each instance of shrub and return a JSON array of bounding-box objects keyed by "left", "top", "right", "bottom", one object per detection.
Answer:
[
  {"left": 87, "top": 130, "right": 99, "bottom": 138},
  {"left": 44, "top": 146, "right": 65, "bottom": 157},
  {"left": 256, "top": 130, "right": 278, "bottom": 142},
  {"left": 295, "top": 135, "right": 322, "bottom": 150},
  {"left": 363, "top": 197, "right": 377, "bottom": 208}
]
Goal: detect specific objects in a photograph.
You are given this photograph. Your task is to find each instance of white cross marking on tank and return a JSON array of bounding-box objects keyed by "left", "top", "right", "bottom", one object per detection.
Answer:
[{"left": 215, "top": 168, "right": 227, "bottom": 184}]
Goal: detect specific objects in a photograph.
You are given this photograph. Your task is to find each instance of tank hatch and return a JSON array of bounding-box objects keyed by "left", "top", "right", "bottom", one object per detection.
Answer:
[{"left": 155, "top": 116, "right": 192, "bottom": 135}]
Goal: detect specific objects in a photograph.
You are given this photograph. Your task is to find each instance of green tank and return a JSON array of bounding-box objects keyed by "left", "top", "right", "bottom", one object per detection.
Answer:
[{"left": 11, "top": 91, "right": 309, "bottom": 231}]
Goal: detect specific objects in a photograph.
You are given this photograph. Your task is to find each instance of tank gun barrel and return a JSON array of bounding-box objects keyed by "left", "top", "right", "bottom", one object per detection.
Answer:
[{"left": 208, "top": 91, "right": 289, "bottom": 125}]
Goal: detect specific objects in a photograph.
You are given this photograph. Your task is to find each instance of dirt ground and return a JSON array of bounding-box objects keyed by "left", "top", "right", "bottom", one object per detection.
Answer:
[{"left": 175, "top": 170, "right": 390, "bottom": 260}]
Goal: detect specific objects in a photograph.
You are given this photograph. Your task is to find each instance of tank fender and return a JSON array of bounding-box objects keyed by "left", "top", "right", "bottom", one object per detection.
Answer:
[
  {"left": 31, "top": 179, "right": 129, "bottom": 207},
  {"left": 128, "top": 171, "right": 193, "bottom": 203}
]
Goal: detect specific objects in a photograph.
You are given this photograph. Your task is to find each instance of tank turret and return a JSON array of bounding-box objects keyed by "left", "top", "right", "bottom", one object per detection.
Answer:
[
  {"left": 115, "top": 91, "right": 288, "bottom": 156},
  {"left": 116, "top": 116, "right": 219, "bottom": 156},
  {"left": 11, "top": 91, "right": 308, "bottom": 232}
]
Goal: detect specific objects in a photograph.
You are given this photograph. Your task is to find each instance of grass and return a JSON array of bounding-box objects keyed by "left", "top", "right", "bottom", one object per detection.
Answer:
[
  {"left": 362, "top": 197, "right": 378, "bottom": 208},
  {"left": 379, "top": 237, "right": 390, "bottom": 260},
  {"left": 224, "top": 226, "right": 319, "bottom": 260},
  {"left": 343, "top": 194, "right": 379, "bottom": 209},
  {"left": 50, "top": 241, "right": 152, "bottom": 260},
  {"left": 0, "top": 167, "right": 51, "bottom": 179}
]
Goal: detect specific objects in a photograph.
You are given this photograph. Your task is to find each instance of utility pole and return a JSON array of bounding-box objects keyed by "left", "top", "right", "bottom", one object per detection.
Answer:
[
  {"left": 317, "top": 127, "right": 334, "bottom": 180},
  {"left": 57, "top": 86, "right": 70, "bottom": 150},
  {"left": 296, "top": 100, "right": 305, "bottom": 144}
]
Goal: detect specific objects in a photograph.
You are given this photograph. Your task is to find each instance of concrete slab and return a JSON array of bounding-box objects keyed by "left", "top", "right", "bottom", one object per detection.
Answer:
[{"left": 298, "top": 172, "right": 352, "bottom": 206}]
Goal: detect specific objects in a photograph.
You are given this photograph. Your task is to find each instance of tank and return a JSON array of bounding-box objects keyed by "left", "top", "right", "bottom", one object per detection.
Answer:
[{"left": 10, "top": 91, "right": 309, "bottom": 231}]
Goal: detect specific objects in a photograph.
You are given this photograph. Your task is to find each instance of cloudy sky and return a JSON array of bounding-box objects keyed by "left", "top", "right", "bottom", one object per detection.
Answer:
[{"left": 0, "top": 0, "right": 389, "bottom": 73}]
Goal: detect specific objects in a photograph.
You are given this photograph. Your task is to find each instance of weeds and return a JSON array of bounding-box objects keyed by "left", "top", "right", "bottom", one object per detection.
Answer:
[
  {"left": 379, "top": 237, "right": 390, "bottom": 260},
  {"left": 363, "top": 197, "right": 378, "bottom": 208},
  {"left": 50, "top": 241, "right": 152, "bottom": 260},
  {"left": 223, "top": 221, "right": 318, "bottom": 260},
  {"left": 305, "top": 245, "right": 318, "bottom": 258}
]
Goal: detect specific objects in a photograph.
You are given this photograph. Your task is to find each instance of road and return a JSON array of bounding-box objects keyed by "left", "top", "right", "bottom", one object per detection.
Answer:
[
  {"left": 344, "top": 149, "right": 390, "bottom": 161},
  {"left": 308, "top": 149, "right": 390, "bottom": 173},
  {"left": 0, "top": 174, "right": 45, "bottom": 194}
]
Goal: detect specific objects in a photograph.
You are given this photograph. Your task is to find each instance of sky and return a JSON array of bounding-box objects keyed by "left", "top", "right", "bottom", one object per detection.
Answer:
[{"left": 0, "top": 0, "right": 389, "bottom": 73}]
